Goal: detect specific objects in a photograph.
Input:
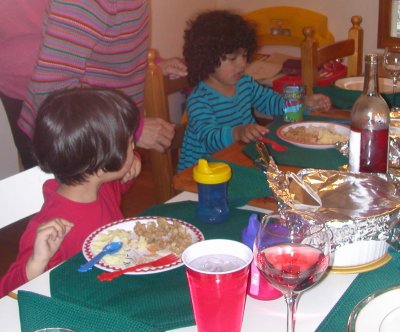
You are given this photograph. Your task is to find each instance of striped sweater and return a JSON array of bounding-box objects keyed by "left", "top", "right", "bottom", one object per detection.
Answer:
[
  {"left": 177, "top": 75, "right": 285, "bottom": 171},
  {"left": 18, "top": 0, "right": 149, "bottom": 139}
]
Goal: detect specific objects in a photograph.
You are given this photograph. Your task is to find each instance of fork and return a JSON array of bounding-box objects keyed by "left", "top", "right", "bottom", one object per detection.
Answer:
[
  {"left": 97, "top": 253, "right": 179, "bottom": 282},
  {"left": 258, "top": 136, "right": 288, "bottom": 152}
]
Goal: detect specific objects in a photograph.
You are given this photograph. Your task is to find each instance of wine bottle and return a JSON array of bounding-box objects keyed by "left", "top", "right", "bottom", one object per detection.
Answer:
[{"left": 349, "top": 54, "right": 390, "bottom": 173}]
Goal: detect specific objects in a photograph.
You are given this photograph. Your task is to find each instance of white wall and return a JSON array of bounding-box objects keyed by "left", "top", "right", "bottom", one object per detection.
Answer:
[{"left": 150, "top": 0, "right": 217, "bottom": 58}]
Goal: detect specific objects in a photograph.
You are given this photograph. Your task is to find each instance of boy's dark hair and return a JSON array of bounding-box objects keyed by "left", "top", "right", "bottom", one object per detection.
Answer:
[
  {"left": 33, "top": 88, "right": 139, "bottom": 185},
  {"left": 183, "top": 10, "right": 257, "bottom": 86}
]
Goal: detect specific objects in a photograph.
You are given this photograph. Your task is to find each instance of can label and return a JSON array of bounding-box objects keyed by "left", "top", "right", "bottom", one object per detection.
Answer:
[{"left": 283, "top": 85, "right": 304, "bottom": 122}]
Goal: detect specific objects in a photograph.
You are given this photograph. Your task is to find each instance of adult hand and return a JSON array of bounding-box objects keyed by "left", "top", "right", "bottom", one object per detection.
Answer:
[
  {"left": 233, "top": 123, "right": 269, "bottom": 143},
  {"left": 158, "top": 58, "right": 188, "bottom": 79},
  {"left": 27, "top": 218, "right": 74, "bottom": 280},
  {"left": 137, "top": 117, "right": 175, "bottom": 152}
]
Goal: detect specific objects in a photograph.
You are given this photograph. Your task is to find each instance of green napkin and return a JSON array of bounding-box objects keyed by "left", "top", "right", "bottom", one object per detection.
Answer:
[
  {"left": 316, "top": 248, "right": 400, "bottom": 331},
  {"left": 207, "top": 157, "right": 272, "bottom": 207},
  {"left": 314, "top": 85, "right": 397, "bottom": 109},
  {"left": 48, "top": 201, "right": 260, "bottom": 332},
  {"left": 18, "top": 290, "right": 158, "bottom": 332},
  {"left": 243, "top": 115, "right": 349, "bottom": 170}
]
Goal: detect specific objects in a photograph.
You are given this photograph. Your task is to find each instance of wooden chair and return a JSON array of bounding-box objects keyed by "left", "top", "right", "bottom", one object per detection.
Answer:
[
  {"left": 301, "top": 15, "right": 363, "bottom": 96},
  {"left": 143, "top": 49, "right": 189, "bottom": 203}
]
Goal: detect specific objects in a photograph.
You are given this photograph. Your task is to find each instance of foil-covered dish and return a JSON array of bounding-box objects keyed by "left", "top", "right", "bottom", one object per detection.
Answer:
[{"left": 255, "top": 142, "right": 400, "bottom": 267}]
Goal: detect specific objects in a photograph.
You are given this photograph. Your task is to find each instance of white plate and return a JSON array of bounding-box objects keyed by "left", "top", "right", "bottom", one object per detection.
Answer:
[
  {"left": 81, "top": 216, "right": 204, "bottom": 275},
  {"left": 348, "top": 285, "right": 400, "bottom": 331},
  {"left": 334, "top": 76, "right": 393, "bottom": 94},
  {"left": 276, "top": 121, "right": 350, "bottom": 149}
]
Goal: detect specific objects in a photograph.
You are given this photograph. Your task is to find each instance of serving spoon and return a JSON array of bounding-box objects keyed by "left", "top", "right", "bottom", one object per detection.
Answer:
[{"left": 78, "top": 241, "right": 123, "bottom": 272}]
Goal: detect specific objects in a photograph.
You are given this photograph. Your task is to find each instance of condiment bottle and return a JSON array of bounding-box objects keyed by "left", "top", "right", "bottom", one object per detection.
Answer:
[
  {"left": 242, "top": 214, "right": 282, "bottom": 301},
  {"left": 349, "top": 54, "right": 390, "bottom": 173},
  {"left": 193, "top": 159, "right": 231, "bottom": 224}
]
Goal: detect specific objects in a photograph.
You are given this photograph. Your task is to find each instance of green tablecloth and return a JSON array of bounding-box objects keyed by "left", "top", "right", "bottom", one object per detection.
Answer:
[
  {"left": 18, "top": 201, "right": 259, "bottom": 332},
  {"left": 314, "top": 85, "right": 397, "bottom": 109},
  {"left": 207, "top": 157, "right": 272, "bottom": 207},
  {"left": 317, "top": 248, "right": 400, "bottom": 331},
  {"left": 243, "top": 115, "right": 349, "bottom": 170}
]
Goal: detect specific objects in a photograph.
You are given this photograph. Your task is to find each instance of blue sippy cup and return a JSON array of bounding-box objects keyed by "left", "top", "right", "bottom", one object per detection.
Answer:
[{"left": 193, "top": 159, "right": 231, "bottom": 224}]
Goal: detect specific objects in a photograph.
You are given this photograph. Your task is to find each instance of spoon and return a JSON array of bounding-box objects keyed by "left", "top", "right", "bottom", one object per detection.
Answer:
[
  {"left": 258, "top": 136, "right": 288, "bottom": 152},
  {"left": 77, "top": 241, "right": 123, "bottom": 272}
]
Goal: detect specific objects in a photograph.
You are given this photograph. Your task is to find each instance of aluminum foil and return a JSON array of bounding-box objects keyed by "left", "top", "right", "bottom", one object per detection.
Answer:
[{"left": 255, "top": 142, "right": 400, "bottom": 251}]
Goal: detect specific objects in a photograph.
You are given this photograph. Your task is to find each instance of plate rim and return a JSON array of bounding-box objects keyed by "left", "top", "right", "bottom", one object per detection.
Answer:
[
  {"left": 334, "top": 76, "right": 393, "bottom": 94},
  {"left": 347, "top": 284, "right": 400, "bottom": 332},
  {"left": 81, "top": 216, "right": 205, "bottom": 275},
  {"left": 276, "top": 121, "right": 350, "bottom": 149}
]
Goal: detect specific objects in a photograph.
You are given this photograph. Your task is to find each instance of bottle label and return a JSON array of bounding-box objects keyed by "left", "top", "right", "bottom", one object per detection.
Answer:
[{"left": 349, "top": 130, "right": 361, "bottom": 172}]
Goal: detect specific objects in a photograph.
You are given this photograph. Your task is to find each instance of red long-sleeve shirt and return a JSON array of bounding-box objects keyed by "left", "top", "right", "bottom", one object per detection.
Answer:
[{"left": 0, "top": 178, "right": 131, "bottom": 297}]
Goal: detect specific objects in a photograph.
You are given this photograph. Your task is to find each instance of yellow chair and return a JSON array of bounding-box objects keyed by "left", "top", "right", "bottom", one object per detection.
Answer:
[
  {"left": 143, "top": 49, "right": 188, "bottom": 203},
  {"left": 244, "top": 6, "right": 334, "bottom": 48}
]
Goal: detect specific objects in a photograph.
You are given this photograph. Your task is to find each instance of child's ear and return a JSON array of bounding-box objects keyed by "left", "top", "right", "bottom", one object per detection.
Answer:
[{"left": 96, "top": 169, "right": 105, "bottom": 177}]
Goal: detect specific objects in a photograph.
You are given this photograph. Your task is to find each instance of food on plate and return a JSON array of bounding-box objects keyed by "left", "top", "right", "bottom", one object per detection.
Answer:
[
  {"left": 284, "top": 125, "right": 348, "bottom": 144},
  {"left": 90, "top": 217, "right": 193, "bottom": 268}
]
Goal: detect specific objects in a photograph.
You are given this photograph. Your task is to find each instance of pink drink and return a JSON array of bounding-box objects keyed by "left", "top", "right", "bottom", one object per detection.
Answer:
[
  {"left": 182, "top": 240, "right": 253, "bottom": 332},
  {"left": 351, "top": 126, "right": 389, "bottom": 173},
  {"left": 256, "top": 243, "right": 329, "bottom": 293}
]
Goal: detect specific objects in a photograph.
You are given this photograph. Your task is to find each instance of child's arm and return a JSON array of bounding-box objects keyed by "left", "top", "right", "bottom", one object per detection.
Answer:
[
  {"left": 26, "top": 218, "right": 74, "bottom": 280},
  {"left": 120, "top": 150, "right": 142, "bottom": 185}
]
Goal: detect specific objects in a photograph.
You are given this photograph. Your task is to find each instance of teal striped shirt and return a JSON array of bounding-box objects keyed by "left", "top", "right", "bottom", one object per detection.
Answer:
[{"left": 178, "top": 75, "right": 285, "bottom": 171}]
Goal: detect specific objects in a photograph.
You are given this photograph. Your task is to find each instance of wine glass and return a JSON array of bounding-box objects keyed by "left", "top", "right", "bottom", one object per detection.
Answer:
[
  {"left": 253, "top": 210, "right": 331, "bottom": 332},
  {"left": 383, "top": 46, "right": 400, "bottom": 111}
]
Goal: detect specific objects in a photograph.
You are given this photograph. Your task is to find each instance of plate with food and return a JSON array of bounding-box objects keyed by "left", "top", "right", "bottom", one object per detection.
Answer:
[
  {"left": 334, "top": 76, "right": 393, "bottom": 94},
  {"left": 348, "top": 285, "right": 400, "bottom": 331},
  {"left": 81, "top": 216, "right": 204, "bottom": 274},
  {"left": 276, "top": 121, "right": 350, "bottom": 149}
]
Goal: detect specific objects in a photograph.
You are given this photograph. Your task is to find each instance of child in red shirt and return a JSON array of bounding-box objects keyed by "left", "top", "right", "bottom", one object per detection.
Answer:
[{"left": 0, "top": 88, "right": 141, "bottom": 297}]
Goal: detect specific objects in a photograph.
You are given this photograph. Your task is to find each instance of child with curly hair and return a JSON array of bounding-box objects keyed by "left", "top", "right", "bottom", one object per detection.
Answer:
[
  {"left": 0, "top": 88, "right": 141, "bottom": 297},
  {"left": 178, "top": 10, "right": 329, "bottom": 171}
]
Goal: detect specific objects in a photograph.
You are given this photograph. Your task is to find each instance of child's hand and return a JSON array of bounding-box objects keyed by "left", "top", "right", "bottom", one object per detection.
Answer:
[
  {"left": 234, "top": 124, "right": 268, "bottom": 143},
  {"left": 27, "top": 218, "right": 74, "bottom": 280},
  {"left": 121, "top": 150, "right": 142, "bottom": 184},
  {"left": 304, "top": 94, "right": 332, "bottom": 112}
]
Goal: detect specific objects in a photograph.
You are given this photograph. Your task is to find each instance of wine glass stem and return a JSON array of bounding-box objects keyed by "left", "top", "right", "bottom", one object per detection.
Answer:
[
  {"left": 285, "top": 293, "right": 299, "bottom": 332},
  {"left": 393, "top": 77, "right": 398, "bottom": 109}
]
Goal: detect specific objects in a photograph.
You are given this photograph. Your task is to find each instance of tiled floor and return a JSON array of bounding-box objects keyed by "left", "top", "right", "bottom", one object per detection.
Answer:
[{"left": 0, "top": 148, "right": 159, "bottom": 278}]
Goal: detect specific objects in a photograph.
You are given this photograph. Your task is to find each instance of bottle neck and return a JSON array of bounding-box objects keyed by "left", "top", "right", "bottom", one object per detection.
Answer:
[{"left": 363, "top": 57, "right": 379, "bottom": 96}]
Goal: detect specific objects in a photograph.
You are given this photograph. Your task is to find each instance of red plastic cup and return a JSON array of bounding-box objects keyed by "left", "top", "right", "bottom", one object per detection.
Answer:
[{"left": 182, "top": 239, "right": 253, "bottom": 332}]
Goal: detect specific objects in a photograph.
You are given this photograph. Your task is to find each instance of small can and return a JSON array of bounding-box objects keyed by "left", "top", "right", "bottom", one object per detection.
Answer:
[{"left": 283, "top": 85, "right": 305, "bottom": 122}]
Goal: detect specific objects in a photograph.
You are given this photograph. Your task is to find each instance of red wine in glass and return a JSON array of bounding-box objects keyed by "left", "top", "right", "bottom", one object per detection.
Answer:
[{"left": 256, "top": 243, "right": 329, "bottom": 293}]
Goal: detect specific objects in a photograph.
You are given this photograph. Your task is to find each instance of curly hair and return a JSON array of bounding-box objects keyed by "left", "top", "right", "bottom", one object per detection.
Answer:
[{"left": 183, "top": 10, "right": 257, "bottom": 86}]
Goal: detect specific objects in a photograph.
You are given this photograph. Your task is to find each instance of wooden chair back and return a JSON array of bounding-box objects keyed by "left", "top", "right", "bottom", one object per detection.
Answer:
[
  {"left": 144, "top": 49, "right": 188, "bottom": 203},
  {"left": 301, "top": 15, "right": 363, "bottom": 95},
  {"left": 0, "top": 166, "right": 54, "bottom": 228}
]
